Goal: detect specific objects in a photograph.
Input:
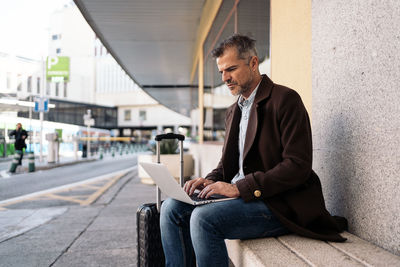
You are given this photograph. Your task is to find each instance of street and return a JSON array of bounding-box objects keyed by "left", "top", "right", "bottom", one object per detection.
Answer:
[{"left": 0, "top": 155, "right": 138, "bottom": 203}]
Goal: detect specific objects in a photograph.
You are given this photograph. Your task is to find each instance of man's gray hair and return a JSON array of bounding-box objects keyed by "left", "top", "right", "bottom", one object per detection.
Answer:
[{"left": 211, "top": 34, "right": 258, "bottom": 60}]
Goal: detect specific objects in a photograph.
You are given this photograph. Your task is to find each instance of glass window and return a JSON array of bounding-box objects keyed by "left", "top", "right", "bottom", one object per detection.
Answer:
[
  {"left": 55, "top": 82, "right": 59, "bottom": 96},
  {"left": 46, "top": 81, "right": 51, "bottom": 95},
  {"left": 123, "top": 128, "right": 132, "bottom": 136},
  {"left": 16, "top": 100, "right": 118, "bottom": 128},
  {"left": 6, "top": 72, "right": 11, "bottom": 89},
  {"left": 139, "top": 110, "right": 146, "bottom": 121},
  {"left": 64, "top": 82, "right": 67, "bottom": 97},
  {"left": 37, "top": 77, "right": 40, "bottom": 94},
  {"left": 17, "top": 74, "right": 22, "bottom": 91},
  {"left": 56, "top": 48, "right": 61, "bottom": 54},
  {"left": 124, "top": 110, "right": 131, "bottom": 121},
  {"left": 27, "top": 76, "right": 32, "bottom": 92},
  {"left": 52, "top": 34, "right": 62, "bottom": 40}
]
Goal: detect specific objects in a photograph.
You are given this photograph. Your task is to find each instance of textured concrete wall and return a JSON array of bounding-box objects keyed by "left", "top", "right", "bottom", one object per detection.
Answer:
[{"left": 312, "top": 1, "right": 400, "bottom": 255}]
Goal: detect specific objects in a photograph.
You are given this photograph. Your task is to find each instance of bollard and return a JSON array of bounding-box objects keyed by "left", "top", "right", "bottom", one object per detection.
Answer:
[
  {"left": 126, "top": 144, "right": 129, "bottom": 155},
  {"left": 111, "top": 146, "right": 115, "bottom": 157},
  {"left": 99, "top": 146, "right": 104, "bottom": 160},
  {"left": 28, "top": 151, "right": 35, "bottom": 172},
  {"left": 9, "top": 150, "right": 22, "bottom": 173},
  {"left": 119, "top": 144, "right": 123, "bottom": 156}
]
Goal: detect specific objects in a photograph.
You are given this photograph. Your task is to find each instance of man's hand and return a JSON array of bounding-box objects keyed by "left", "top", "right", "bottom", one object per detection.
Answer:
[
  {"left": 184, "top": 177, "right": 214, "bottom": 196},
  {"left": 198, "top": 182, "right": 240, "bottom": 199}
]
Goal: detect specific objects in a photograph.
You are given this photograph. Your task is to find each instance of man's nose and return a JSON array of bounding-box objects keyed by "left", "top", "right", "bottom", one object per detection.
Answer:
[{"left": 222, "top": 72, "right": 230, "bottom": 83}]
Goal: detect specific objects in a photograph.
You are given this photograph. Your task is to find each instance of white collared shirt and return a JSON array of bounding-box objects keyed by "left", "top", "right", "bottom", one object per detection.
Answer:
[{"left": 231, "top": 81, "right": 261, "bottom": 184}]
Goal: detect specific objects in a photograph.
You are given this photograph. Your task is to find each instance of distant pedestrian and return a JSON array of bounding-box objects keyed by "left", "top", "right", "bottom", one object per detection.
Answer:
[{"left": 9, "top": 123, "right": 28, "bottom": 165}]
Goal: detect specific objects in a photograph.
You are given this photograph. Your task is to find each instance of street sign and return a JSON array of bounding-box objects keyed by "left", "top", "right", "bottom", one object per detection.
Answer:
[
  {"left": 83, "top": 110, "right": 95, "bottom": 126},
  {"left": 84, "top": 118, "right": 95, "bottom": 126},
  {"left": 34, "top": 97, "right": 49, "bottom": 112},
  {"left": 46, "top": 56, "right": 70, "bottom": 82}
]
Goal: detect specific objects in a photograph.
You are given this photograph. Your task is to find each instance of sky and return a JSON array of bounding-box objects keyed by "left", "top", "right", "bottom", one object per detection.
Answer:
[{"left": 0, "top": 0, "right": 72, "bottom": 60}]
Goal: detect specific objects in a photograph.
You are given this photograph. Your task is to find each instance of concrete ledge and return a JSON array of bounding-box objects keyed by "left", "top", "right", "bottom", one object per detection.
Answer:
[{"left": 226, "top": 232, "right": 400, "bottom": 266}]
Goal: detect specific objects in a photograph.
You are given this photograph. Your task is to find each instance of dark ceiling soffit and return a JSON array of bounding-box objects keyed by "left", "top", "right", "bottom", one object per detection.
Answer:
[
  {"left": 142, "top": 84, "right": 212, "bottom": 89},
  {"left": 73, "top": 0, "right": 142, "bottom": 89}
]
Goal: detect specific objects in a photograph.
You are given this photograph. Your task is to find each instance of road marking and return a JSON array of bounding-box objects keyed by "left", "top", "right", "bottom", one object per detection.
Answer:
[
  {"left": 0, "top": 166, "right": 137, "bottom": 208},
  {"left": 79, "top": 184, "right": 102, "bottom": 190},
  {"left": 81, "top": 172, "right": 125, "bottom": 206},
  {"left": 44, "top": 193, "right": 86, "bottom": 204}
]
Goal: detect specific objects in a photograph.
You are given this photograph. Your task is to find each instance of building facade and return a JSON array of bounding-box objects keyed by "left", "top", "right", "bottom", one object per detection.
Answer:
[
  {"left": 47, "top": 2, "right": 193, "bottom": 139},
  {"left": 0, "top": 52, "right": 43, "bottom": 100}
]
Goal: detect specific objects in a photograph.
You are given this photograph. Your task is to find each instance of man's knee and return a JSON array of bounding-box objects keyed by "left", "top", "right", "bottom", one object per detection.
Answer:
[
  {"left": 160, "top": 198, "right": 193, "bottom": 225},
  {"left": 190, "top": 206, "right": 217, "bottom": 233},
  {"left": 160, "top": 198, "right": 178, "bottom": 220}
]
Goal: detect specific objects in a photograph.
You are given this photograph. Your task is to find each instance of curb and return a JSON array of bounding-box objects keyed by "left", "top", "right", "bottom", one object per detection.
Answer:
[
  {"left": 0, "top": 157, "right": 13, "bottom": 163},
  {"left": 23, "top": 158, "right": 98, "bottom": 172}
]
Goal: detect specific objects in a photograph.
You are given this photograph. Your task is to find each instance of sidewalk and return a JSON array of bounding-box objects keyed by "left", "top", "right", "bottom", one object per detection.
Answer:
[{"left": 0, "top": 167, "right": 155, "bottom": 266}]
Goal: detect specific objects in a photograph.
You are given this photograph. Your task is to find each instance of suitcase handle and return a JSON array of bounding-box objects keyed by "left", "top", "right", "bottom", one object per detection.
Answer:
[
  {"left": 155, "top": 133, "right": 185, "bottom": 212},
  {"left": 155, "top": 133, "right": 185, "bottom": 141}
]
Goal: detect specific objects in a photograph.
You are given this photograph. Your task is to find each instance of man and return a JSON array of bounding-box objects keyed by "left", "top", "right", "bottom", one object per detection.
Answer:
[
  {"left": 160, "top": 34, "right": 347, "bottom": 267},
  {"left": 9, "top": 123, "right": 28, "bottom": 165}
]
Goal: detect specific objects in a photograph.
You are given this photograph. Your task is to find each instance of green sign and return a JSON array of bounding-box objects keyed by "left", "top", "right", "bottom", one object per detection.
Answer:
[
  {"left": 46, "top": 56, "right": 70, "bottom": 82},
  {"left": 55, "top": 128, "right": 63, "bottom": 142}
]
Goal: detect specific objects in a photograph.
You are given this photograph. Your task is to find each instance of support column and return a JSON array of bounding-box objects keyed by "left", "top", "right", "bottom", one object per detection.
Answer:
[{"left": 270, "top": 0, "right": 312, "bottom": 114}]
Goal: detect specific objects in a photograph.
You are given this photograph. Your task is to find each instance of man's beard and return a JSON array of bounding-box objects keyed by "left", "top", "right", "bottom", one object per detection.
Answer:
[{"left": 230, "top": 77, "right": 253, "bottom": 96}]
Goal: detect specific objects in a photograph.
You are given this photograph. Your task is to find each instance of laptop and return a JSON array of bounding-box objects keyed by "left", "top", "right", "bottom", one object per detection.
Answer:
[{"left": 139, "top": 162, "right": 237, "bottom": 205}]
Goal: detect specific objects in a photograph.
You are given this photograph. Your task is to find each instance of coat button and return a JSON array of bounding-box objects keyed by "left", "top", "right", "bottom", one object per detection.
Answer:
[{"left": 254, "top": 190, "right": 261, "bottom": 198}]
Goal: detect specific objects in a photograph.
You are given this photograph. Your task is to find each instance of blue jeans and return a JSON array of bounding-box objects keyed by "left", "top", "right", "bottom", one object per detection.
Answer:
[{"left": 160, "top": 198, "right": 289, "bottom": 267}]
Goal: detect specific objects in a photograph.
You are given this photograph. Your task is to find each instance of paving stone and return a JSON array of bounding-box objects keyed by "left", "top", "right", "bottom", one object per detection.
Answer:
[
  {"left": 68, "top": 229, "right": 136, "bottom": 252},
  {"left": 53, "top": 248, "right": 136, "bottom": 267},
  {"left": 0, "top": 252, "right": 60, "bottom": 267}
]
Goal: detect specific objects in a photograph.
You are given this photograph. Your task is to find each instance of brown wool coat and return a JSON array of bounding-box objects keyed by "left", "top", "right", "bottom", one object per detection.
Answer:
[{"left": 205, "top": 75, "right": 347, "bottom": 242}]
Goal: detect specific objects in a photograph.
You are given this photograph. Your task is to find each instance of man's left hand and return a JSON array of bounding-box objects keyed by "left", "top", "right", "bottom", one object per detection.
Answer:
[{"left": 198, "top": 181, "right": 240, "bottom": 199}]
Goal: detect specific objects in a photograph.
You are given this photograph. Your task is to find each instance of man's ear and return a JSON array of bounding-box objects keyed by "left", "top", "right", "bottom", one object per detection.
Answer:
[{"left": 250, "top": 56, "right": 259, "bottom": 70}]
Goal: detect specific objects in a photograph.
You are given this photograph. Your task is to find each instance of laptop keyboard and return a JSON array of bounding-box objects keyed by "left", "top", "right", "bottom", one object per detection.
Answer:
[
  {"left": 190, "top": 193, "right": 227, "bottom": 202},
  {"left": 190, "top": 193, "right": 205, "bottom": 202}
]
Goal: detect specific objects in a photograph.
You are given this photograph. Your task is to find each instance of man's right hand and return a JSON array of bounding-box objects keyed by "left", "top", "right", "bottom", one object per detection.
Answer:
[{"left": 183, "top": 177, "right": 214, "bottom": 196}]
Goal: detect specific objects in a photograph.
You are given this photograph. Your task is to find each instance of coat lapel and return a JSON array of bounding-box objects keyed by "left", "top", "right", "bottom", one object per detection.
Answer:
[
  {"left": 243, "top": 104, "right": 258, "bottom": 160},
  {"left": 223, "top": 103, "right": 241, "bottom": 179},
  {"left": 224, "top": 103, "right": 241, "bottom": 151},
  {"left": 243, "top": 75, "right": 274, "bottom": 160},
  {"left": 224, "top": 105, "right": 236, "bottom": 146}
]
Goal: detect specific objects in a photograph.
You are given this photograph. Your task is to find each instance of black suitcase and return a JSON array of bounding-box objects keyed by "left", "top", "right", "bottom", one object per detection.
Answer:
[{"left": 137, "top": 133, "right": 185, "bottom": 267}]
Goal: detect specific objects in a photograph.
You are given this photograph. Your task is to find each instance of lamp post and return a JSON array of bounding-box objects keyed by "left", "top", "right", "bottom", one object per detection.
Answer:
[{"left": 83, "top": 109, "right": 94, "bottom": 158}]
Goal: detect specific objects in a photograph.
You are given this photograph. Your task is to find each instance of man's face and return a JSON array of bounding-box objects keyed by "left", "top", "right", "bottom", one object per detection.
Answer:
[
  {"left": 216, "top": 47, "right": 255, "bottom": 97},
  {"left": 16, "top": 123, "right": 21, "bottom": 130}
]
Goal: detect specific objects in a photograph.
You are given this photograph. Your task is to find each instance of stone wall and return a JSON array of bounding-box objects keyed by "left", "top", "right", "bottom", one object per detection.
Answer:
[{"left": 312, "top": 0, "right": 400, "bottom": 255}]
